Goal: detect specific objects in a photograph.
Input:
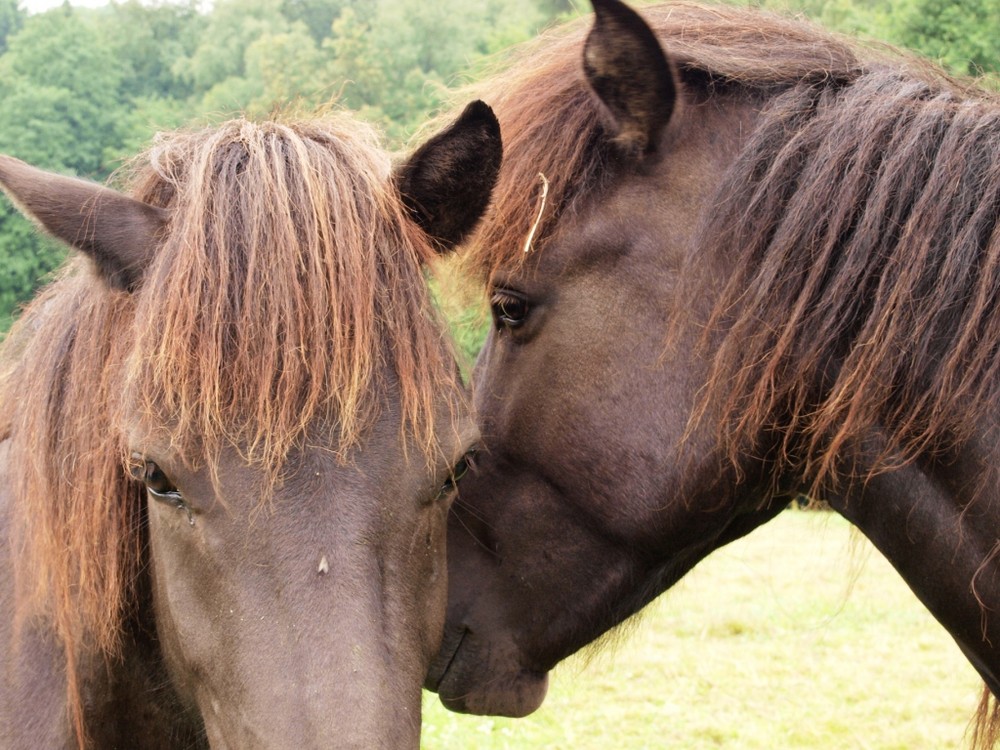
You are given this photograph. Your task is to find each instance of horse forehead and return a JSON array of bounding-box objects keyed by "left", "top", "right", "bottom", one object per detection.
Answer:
[
  {"left": 529, "top": 116, "right": 748, "bottom": 278},
  {"left": 525, "top": 174, "right": 687, "bottom": 278}
]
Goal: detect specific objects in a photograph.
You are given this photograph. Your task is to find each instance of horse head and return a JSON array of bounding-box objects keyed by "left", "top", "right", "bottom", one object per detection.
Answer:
[
  {"left": 429, "top": 4, "right": 1000, "bottom": 748},
  {"left": 0, "top": 101, "right": 500, "bottom": 748}
]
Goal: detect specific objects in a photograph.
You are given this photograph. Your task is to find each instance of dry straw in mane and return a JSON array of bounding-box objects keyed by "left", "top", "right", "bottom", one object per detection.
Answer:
[
  {"left": 460, "top": 2, "right": 1000, "bottom": 745},
  {"left": 0, "top": 115, "right": 459, "bottom": 742}
]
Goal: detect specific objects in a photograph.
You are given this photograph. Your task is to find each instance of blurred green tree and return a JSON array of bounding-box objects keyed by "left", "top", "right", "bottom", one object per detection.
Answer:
[
  {"left": 0, "top": 6, "right": 129, "bottom": 323},
  {"left": 173, "top": 0, "right": 290, "bottom": 97},
  {"left": 0, "top": 6, "right": 124, "bottom": 174},
  {"left": 0, "top": 0, "right": 23, "bottom": 55},
  {"left": 889, "top": 0, "right": 1000, "bottom": 77}
]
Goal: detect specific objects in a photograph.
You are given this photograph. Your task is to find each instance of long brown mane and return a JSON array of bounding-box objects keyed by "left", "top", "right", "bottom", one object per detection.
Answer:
[
  {"left": 0, "top": 116, "right": 459, "bottom": 738},
  {"left": 698, "top": 69, "right": 1000, "bottom": 489},
  {"left": 461, "top": 2, "right": 1000, "bottom": 745}
]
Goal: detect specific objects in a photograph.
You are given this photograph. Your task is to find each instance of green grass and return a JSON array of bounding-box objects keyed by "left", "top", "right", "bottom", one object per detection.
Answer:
[{"left": 421, "top": 509, "right": 983, "bottom": 749}]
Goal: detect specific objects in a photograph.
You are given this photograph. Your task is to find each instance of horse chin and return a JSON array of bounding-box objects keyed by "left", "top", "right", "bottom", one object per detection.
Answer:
[
  {"left": 426, "top": 627, "right": 549, "bottom": 717},
  {"left": 439, "top": 666, "right": 549, "bottom": 717}
]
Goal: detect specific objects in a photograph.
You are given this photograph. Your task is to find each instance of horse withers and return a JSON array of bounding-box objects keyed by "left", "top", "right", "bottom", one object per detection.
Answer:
[
  {"left": 0, "top": 101, "right": 500, "bottom": 748},
  {"left": 428, "top": 0, "right": 1000, "bottom": 745}
]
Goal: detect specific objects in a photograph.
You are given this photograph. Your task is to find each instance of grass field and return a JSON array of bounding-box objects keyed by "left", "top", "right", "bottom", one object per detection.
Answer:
[{"left": 421, "top": 509, "right": 983, "bottom": 749}]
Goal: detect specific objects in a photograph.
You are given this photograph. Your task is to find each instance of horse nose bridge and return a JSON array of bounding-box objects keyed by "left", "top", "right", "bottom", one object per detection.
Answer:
[
  {"left": 201, "top": 686, "right": 416, "bottom": 749},
  {"left": 195, "top": 605, "right": 422, "bottom": 747},
  {"left": 215, "top": 645, "right": 421, "bottom": 748},
  {"left": 172, "top": 524, "right": 426, "bottom": 746}
]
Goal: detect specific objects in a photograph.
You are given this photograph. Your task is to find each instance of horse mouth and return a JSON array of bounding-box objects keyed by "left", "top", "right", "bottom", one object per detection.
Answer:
[
  {"left": 425, "top": 625, "right": 550, "bottom": 717},
  {"left": 425, "top": 626, "right": 468, "bottom": 692}
]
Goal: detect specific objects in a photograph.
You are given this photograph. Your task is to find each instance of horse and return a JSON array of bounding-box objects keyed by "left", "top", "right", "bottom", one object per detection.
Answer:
[
  {"left": 0, "top": 101, "right": 501, "bottom": 749},
  {"left": 425, "top": 0, "right": 1000, "bottom": 746}
]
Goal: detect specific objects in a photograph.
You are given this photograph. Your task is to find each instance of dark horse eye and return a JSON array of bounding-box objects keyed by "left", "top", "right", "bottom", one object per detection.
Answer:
[
  {"left": 129, "top": 454, "right": 194, "bottom": 525},
  {"left": 128, "top": 454, "right": 177, "bottom": 495},
  {"left": 143, "top": 461, "right": 177, "bottom": 495},
  {"left": 438, "top": 450, "right": 476, "bottom": 500},
  {"left": 490, "top": 289, "right": 529, "bottom": 329}
]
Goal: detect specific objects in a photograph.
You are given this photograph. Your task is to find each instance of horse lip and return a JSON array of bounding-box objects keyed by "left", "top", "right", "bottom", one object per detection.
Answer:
[{"left": 426, "top": 626, "right": 468, "bottom": 692}]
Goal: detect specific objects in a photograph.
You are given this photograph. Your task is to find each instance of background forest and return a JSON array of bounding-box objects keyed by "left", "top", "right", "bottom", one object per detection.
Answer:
[{"left": 0, "top": 0, "right": 998, "bottom": 331}]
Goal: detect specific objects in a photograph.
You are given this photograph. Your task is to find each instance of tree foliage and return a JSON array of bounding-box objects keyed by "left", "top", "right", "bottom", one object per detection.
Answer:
[
  {"left": 0, "top": 0, "right": 997, "bottom": 329},
  {"left": 889, "top": 0, "right": 1000, "bottom": 77},
  {"left": 0, "top": 0, "right": 23, "bottom": 55},
  {"left": 0, "top": 0, "right": 562, "bottom": 327}
]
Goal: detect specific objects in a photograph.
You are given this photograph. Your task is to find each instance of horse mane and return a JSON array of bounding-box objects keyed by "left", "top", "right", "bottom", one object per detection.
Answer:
[
  {"left": 697, "top": 71, "right": 1000, "bottom": 491},
  {"left": 463, "top": 2, "right": 1000, "bottom": 745},
  {"left": 0, "top": 115, "right": 458, "bottom": 740}
]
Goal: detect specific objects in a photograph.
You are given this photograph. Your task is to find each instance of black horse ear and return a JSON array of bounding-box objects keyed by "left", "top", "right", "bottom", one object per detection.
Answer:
[
  {"left": 0, "top": 155, "right": 167, "bottom": 292},
  {"left": 584, "top": 0, "right": 677, "bottom": 157},
  {"left": 396, "top": 100, "right": 502, "bottom": 252}
]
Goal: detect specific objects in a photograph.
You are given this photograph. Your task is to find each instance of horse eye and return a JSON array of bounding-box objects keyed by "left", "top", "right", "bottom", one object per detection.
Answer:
[
  {"left": 129, "top": 453, "right": 194, "bottom": 525},
  {"left": 490, "top": 290, "right": 529, "bottom": 329},
  {"left": 145, "top": 461, "right": 177, "bottom": 495},
  {"left": 437, "top": 450, "right": 476, "bottom": 501},
  {"left": 128, "top": 453, "right": 180, "bottom": 496}
]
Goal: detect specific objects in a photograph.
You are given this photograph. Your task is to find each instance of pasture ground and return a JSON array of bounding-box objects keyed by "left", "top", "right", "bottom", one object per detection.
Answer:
[{"left": 421, "top": 509, "right": 982, "bottom": 749}]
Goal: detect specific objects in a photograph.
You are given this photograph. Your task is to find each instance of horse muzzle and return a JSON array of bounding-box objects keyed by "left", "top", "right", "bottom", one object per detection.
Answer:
[{"left": 425, "top": 624, "right": 550, "bottom": 717}]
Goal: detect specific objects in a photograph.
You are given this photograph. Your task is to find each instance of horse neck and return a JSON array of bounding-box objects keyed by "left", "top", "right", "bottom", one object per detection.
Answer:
[{"left": 825, "top": 430, "right": 1000, "bottom": 692}]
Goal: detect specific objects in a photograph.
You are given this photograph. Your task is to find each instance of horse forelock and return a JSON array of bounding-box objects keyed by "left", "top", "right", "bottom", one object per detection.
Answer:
[
  {"left": 0, "top": 115, "right": 459, "bottom": 744},
  {"left": 125, "top": 116, "right": 455, "bottom": 471}
]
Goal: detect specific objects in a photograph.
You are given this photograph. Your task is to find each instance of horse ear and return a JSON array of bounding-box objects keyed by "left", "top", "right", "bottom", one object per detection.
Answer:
[
  {"left": 584, "top": 0, "right": 677, "bottom": 157},
  {"left": 0, "top": 155, "right": 167, "bottom": 292},
  {"left": 396, "top": 100, "right": 502, "bottom": 252}
]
